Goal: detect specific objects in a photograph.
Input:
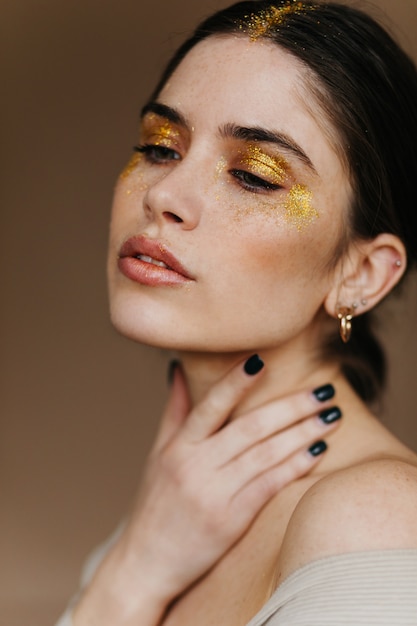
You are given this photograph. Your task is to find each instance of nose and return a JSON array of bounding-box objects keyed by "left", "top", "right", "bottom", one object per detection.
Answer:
[{"left": 143, "top": 161, "right": 202, "bottom": 230}]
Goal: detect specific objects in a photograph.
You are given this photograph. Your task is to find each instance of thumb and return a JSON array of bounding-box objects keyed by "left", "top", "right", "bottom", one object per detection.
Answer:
[{"left": 153, "top": 361, "right": 191, "bottom": 451}]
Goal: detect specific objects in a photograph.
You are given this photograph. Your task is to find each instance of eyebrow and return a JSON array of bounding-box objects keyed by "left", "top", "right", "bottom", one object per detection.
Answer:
[
  {"left": 141, "top": 101, "right": 187, "bottom": 127},
  {"left": 220, "top": 123, "right": 317, "bottom": 174},
  {"left": 141, "top": 102, "right": 317, "bottom": 175}
]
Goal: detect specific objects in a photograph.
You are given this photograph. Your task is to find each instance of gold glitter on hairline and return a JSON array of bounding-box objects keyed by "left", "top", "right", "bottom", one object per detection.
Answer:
[{"left": 237, "top": 1, "right": 318, "bottom": 41}]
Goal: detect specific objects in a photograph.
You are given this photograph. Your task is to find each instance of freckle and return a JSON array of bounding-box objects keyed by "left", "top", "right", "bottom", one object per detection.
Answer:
[{"left": 234, "top": 203, "right": 282, "bottom": 222}]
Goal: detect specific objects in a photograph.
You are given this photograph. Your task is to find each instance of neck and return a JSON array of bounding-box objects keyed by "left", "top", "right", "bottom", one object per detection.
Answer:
[
  {"left": 178, "top": 339, "right": 341, "bottom": 417},
  {"left": 173, "top": 335, "right": 398, "bottom": 477}
]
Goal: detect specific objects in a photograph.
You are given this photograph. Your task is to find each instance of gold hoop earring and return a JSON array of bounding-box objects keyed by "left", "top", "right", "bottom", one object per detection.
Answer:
[{"left": 337, "top": 306, "right": 353, "bottom": 343}]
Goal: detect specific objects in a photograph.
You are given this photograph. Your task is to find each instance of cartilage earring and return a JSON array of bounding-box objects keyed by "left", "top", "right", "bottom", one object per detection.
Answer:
[{"left": 337, "top": 306, "right": 353, "bottom": 343}]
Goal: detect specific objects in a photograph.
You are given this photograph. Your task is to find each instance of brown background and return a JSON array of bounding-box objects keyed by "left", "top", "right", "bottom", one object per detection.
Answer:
[{"left": 1, "top": 1, "right": 417, "bottom": 624}]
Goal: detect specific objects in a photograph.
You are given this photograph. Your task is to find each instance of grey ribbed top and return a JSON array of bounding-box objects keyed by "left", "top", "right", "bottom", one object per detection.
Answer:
[
  {"left": 56, "top": 547, "right": 417, "bottom": 625},
  {"left": 246, "top": 549, "right": 417, "bottom": 625}
]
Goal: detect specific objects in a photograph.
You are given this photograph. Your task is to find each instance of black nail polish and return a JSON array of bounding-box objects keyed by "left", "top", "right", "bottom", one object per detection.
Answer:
[
  {"left": 313, "top": 383, "right": 335, "bottom": 402},
  {"left": 167, "top": 359, "right": 179, "bottom": 385},
  {"left": 244, "top": 354, "right": 264, "bottom": 375},
  {"left": 309, "top": 440, "right": 328, "bottom": 457},
  {"left": 319, "top": 406, "right": 342, "bottom": 424}
]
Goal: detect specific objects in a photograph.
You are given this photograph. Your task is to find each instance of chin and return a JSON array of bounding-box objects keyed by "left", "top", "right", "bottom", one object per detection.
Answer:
[
  {"left": 109, "top": 303, "right": 277, "bottom": 355},
  {"left": 109, "top": 303, "right": 177, "bottom": 350}
]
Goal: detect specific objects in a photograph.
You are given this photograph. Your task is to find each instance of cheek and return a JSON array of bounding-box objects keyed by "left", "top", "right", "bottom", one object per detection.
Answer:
[
  {"left": 211, "top": 162, "right": 320, "bottom": 232},
  {"left": 118, "top": 153, "right": 175, "bottom": 197},
  {"left": 119, "top": 153, "right": 148, "bottom": 194},
  {"left": 204, "top": 186, "right": 341, "bottom": 306},
  {"left": 206, "top": 209, "right": 330, "bottom": 295},
  {"left": 283, "top": 184, "right": 319, "bottom": 231}
]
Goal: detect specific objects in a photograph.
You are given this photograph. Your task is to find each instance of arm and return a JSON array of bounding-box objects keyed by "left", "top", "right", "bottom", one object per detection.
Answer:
[{"left": 66, "top": 357, "right": 341, "bottom": 626}]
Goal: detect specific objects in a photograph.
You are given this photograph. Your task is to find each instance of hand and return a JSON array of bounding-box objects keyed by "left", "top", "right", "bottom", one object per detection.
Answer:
[{"left": 74, "top": 356, "right": 340, "bottom": 625}]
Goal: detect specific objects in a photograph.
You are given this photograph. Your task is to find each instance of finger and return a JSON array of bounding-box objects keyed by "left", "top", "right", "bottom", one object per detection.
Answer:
[
  {"left": 221, "top": 410, "right": 341, "bottom": 488},
  {"left": 211, "top": 383, "right": 336, "bottom": 465},
  {"left": 183, "top": 354, "right": 264, "bottom": 442},
  {"left": 153, "top": 363, "right": 191, "bottom": 451},
  {"left": 229, "top": 442, "right": 327, "bottom": 524}
]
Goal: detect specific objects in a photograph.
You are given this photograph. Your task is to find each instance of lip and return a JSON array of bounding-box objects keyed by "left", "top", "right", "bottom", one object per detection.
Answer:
[{"left": 117, "top": 235, "right": 194, "bottom": 286}]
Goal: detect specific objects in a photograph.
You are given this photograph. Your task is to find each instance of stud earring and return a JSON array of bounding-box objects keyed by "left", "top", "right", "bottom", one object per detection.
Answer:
[{"left": 337, "top": 306, "right": 353, "bottom": 343}]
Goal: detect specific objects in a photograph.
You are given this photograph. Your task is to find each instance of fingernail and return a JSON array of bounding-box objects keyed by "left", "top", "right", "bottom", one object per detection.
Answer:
[
  {"left": 319, "top": 406, "right": 342, "bottom": 424},
  {"left": 244, "top": 354, "right": 264, "bottom": 375},
  {"left": 313, "top": 383, "right": 335, "bottom": 402},
  {"left": 308, "top": 440, "right": 327, "bottom": 457},
  {"left": 167, "top": 359, "right": 179, "bottom": 385}
]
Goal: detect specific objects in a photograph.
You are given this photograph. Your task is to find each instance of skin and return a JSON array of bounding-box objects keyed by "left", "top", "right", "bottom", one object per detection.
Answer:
[
  {"left": 108, "top": 37, "right": 351, "bottom": 360},
  {"left": 76, "top": 36, "right": 417, "bottom": 626}
]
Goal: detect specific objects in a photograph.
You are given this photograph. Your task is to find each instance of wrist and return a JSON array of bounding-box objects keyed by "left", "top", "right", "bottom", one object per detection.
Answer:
[{"left": 72, "top": 540, "right": 173, "bottom": 626}]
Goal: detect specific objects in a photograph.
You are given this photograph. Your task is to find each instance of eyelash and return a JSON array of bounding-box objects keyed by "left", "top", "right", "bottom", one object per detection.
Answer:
[
  {"left": 230, "top": 169, "right": 282, "bottom": 193},
  {"left": 134, "top": 143, "right": 181, "bottom": 163},
  {"left": 133, "top": 145, "right": 282, "bottom": 194}
]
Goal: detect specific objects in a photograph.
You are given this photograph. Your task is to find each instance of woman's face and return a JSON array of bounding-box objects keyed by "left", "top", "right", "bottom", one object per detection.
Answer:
[{"left": 108, "top": 36, "right": 351, "bottom": 353}]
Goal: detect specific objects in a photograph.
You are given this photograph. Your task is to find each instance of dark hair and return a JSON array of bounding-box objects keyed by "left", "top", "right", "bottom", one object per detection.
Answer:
[{"left": 149, "top": 1, "right": 417, "bottom": 403}]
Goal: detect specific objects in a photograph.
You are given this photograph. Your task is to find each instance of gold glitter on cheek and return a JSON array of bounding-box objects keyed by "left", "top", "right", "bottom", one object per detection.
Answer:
[
  {"left": 119, "top": 152, "right": 143, "bottom": 180},
  {"left": 284, "top": 183, "right": 319, "bottom": 230},
  {"left": 119, "top": 152, "right": 149, "bottom": 193}
]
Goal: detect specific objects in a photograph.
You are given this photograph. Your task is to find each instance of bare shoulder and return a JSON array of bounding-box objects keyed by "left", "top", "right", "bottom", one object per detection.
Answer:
[{"left": 276, "top": 458, "right": 417, "bottom": 582}]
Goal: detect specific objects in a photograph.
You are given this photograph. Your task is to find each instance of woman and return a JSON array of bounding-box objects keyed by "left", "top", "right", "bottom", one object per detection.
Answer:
[{"left": 59, "top": 1, "right": 417, "bottom": 624}]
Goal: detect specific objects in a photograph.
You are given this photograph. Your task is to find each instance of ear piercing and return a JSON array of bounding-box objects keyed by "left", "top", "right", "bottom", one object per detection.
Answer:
[
  {"left": 350, "top": 298, "right": 368, "bottom": 310},
  {"left": 337, "top": 306, "right": 353, "bottom": 343},
  {"left": 395, "top": 259, "right": 402, "bottom": 268},
  {"left": 337, "top": 297, "right": 368, "bottom": 343}
]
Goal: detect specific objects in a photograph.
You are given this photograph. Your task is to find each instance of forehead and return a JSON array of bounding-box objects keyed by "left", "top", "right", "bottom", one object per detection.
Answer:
[
  {"left": 161, "top": 36, "right": 306, "bottom": 121},
  {"left": 158, "top": 36, "right": 345, "bottom": 180}
]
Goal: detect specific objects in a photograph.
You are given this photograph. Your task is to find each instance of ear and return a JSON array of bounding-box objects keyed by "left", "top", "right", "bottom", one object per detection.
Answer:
[{"left": 324, "top": 233, "right": 407, "bottom": 318}]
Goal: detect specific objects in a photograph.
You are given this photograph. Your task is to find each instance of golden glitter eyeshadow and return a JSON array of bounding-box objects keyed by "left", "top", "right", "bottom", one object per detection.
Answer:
[
  {"left": 239, "top": 145, "right": 288, "bottom": 185},
  {"left": 284, "top": 183, "right": 318, "bottom": 229},
  {"left": 238, "top": 2, "right": 317, "bottom": 41},
  {"left": 144, "top": 114, "right": 179, "bottom": 147},
  {"left": 120, "top": 152, "right": 143, "bottom": 180}
]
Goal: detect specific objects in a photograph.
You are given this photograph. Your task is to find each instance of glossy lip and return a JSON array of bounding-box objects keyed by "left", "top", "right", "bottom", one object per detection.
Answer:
[{"left": 117, "top": 235, "right": 195, "bottom": 286}]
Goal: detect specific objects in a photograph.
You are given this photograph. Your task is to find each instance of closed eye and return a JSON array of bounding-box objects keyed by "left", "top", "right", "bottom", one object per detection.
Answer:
[
  {"left": 134, "top": 144, "right": 181, "bottom": 164},
  {"left": 230, "top": 169, "right": 282, "bottom": 193}
]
